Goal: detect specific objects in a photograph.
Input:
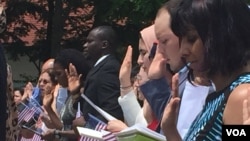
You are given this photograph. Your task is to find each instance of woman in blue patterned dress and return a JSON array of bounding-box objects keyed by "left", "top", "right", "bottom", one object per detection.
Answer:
[{"left": 160, "top": 0, "right": 250, "bottom": 140}]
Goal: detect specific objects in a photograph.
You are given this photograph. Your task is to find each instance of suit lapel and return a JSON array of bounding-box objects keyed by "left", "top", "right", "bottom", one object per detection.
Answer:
[{"left": 84, "top": 55, "right": 112, "bottom": 88}]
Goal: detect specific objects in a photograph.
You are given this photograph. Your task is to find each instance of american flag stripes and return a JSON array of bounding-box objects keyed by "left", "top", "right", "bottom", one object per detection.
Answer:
[
  {"left": 18, "top": 106, "right": 39, "bottom": 124},
  {"left": 79, "top": 114, "right": 117, "bottom": 141},
  {"left": 23, "top": 107, "right": 37, "bottom": 122},
  {"left": 20, "top": 134, "right": 43, "bottom": 141},
  {"left": 79, "top": 128, "right": 117, "bottom": 141},
  {"left": 18, "top": 106, "right": 31, "bottom": 124},
  {"left": 84, "top": 114, "right": 107, "bottom": 131},
  {"left": 18, "top": 97, "right": 43, "bottom": 125},
  {"left": 18, "top": 88, "right": 44, "bottom": 141},
  {"left": 79, "top": 136, "right": 98, "bottom": 141},
  {"left": 102, "top": 130, "right": 117, "bottom": 141},
  {"left": 94, "top": 122, "right": 107, "bottom": 131}
]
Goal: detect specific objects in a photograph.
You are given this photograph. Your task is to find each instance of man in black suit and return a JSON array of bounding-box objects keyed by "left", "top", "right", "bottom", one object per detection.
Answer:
[{"left": 79, "top": 25, "right": 124, "bottom": 122}]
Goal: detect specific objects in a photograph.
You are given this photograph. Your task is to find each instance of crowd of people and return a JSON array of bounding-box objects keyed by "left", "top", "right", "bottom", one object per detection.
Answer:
[{"left": 1, "top": 0, "right": 250, "bottom": 141}]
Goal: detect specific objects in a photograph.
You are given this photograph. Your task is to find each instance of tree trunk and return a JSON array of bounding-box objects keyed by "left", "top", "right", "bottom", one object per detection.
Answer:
[
  {"left": 46, "top": 0, "right": 54, "bottom": 59},
  {"left": 50, "top": 0, "right": 64, "bottom": 57}
]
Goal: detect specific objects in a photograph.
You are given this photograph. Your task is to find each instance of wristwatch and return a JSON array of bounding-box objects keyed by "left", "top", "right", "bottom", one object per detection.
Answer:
[{"left": 54, "top": 130, "right": 61, "bottom": 139}]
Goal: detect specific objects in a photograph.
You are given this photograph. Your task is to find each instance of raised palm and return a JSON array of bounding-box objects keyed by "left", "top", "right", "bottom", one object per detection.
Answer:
[
  {"left": 119, "top": 45, "right": 133, "bottom": 87},
  {"left": 66, "top": 63, "right": 82, "bottom": 94},
  {"left": 43, "top": 92, "right": 53, "bottom": 109}
]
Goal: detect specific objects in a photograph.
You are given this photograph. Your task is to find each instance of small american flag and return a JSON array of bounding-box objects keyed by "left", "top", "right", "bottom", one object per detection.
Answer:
[
  {"left": 79, "top": 114, "right": 117, "bottom": 141},
  {"left": 84, "top": 114, "right": 107, "bottom": 131},
  {"left": 23, "top": 107, "right": 37, "bottom": 122},
  {"left": 18, "top": 106, "right": 31, "bottom": 124},
  {"left": 18, "top": 106, "right": 39, "bottom": 124},
  {"left": 20, "top": 134, "right": 43, "bottom": 141},
  {"left": 102, "top": 130, "right": 117, "bottom": 141}
]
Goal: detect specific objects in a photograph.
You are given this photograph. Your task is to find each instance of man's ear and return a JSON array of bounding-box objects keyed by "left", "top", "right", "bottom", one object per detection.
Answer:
[{"left": 101, "top": 40, "right": 109, "bottom": 49}]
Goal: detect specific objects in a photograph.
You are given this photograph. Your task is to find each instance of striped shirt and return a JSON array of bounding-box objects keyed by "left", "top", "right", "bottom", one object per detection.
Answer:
[{"left": 184, "top": 73, "right": 250, "bottom": 141}]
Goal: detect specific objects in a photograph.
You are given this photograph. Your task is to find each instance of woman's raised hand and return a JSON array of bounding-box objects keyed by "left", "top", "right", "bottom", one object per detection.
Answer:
[
  {"left": 119, "top": 45, "right": 133, "bottom": 90},
  {"left": 65, "top": 63, "right": 82, "bottom": 94},
  {"left": 148, "top": 43, "right": 167, "bottom": 79},
  {"left": 148, "top": 44, "right": 173, "bottom": 84},
  {"left": 161, "top": 74, "right": 182, "bottom": 141},
  {"left": 43, "top": 91, "right": 53, "bottom": 109},
  {"left": 22, "top": 82, "right": 34, "bottom": 100}
]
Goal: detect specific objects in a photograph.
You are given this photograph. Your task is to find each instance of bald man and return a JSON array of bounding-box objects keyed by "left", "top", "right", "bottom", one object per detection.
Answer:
[{"left": 41, "top": 58, "right": 55, "bottom": 72}]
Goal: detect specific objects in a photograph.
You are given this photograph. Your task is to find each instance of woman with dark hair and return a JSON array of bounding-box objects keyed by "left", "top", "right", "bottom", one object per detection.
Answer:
[
  {"left": 14, "top": 87, "right": 24, "bottom": 105},
  {"left": 38, "top": 69, "right": 58, "bottom": 96},
  {"left": 42, "top": 48, "right": 91, "bottom": 141},
  {"left": 161, "top": 0, "right": 250, "bottom": 140},
  {"left": 106, "top": 25, "right": 164, "bottom": 133},
  {"left": 19, "top": 68, "right": 59, "bottom": 140},
  {"left": 54, "top": 49, "right": 90, "bottom": 88}
]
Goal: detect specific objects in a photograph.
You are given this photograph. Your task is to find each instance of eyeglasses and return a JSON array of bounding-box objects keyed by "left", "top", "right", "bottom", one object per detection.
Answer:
[{"left": 38, "top": 79, "right": 51, "bottom": 85}]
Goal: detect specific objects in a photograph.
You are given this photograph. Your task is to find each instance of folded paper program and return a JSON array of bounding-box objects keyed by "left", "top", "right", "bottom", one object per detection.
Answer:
[
  {"left": 78, "top": 122, "right": 166, "bottom": 141},
  {"left": 81, "top": 94, "right": 117, "bottom": 121},
  {"left": 77, "top": 127, "right": 117, "bottom": 141},
  {"left": 115, "top": 124, "right": 166, "bottom": 141}
]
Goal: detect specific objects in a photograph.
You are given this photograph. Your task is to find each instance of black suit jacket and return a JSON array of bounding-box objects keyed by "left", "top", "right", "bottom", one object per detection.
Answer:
[{"left": 80, "top": 55, "right": 124, "bottom": 122}]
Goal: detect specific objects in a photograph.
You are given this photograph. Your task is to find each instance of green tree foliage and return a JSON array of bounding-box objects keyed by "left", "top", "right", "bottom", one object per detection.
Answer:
[
  {"left": 84, "top": 0, "right": 166, "bottom": 62},
  {"left": 2, "top": 0, "right": 93, "bottom": 72},
  {"left": 1, "top": 0, "right": 166, "bottom": 74}
]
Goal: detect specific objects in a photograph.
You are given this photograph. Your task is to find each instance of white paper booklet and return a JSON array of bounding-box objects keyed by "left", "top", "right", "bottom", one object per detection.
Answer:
[
  {"left": 81, "top": 94, "right": 117, "bottom": 121},
  {"left": 115, "top": 124, "right": 166, "bottom": 141},
  {"left": 77, "top": 126, "right": 103, "bottom": 140},
  {"left": 77, "top": 127, "right": 117, "bottom": 141}
]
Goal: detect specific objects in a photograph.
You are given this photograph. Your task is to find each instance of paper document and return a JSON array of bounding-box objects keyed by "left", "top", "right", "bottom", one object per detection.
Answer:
[
  {"left": 81, "top": 94, "right": 117, "bottom": 121},
  {"left": 115, "top": 124, "right": 166, "bottom": 141},
  {"left": 77, "top": 127, "right": 116, "bottom": 141},
  {"left": 77, "top": 126, "right": 103, "bottom": 140}
]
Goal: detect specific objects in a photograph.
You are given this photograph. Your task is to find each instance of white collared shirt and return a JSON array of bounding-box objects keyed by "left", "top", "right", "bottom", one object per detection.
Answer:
[{"left": 94, "top": 54, "right": 110, "bottom": 67}]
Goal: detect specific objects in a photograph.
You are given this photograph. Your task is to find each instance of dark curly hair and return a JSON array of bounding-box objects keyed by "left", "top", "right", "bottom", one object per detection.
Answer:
[{"left": 54, "top": 48, "right": 91, "bottom": 83}]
